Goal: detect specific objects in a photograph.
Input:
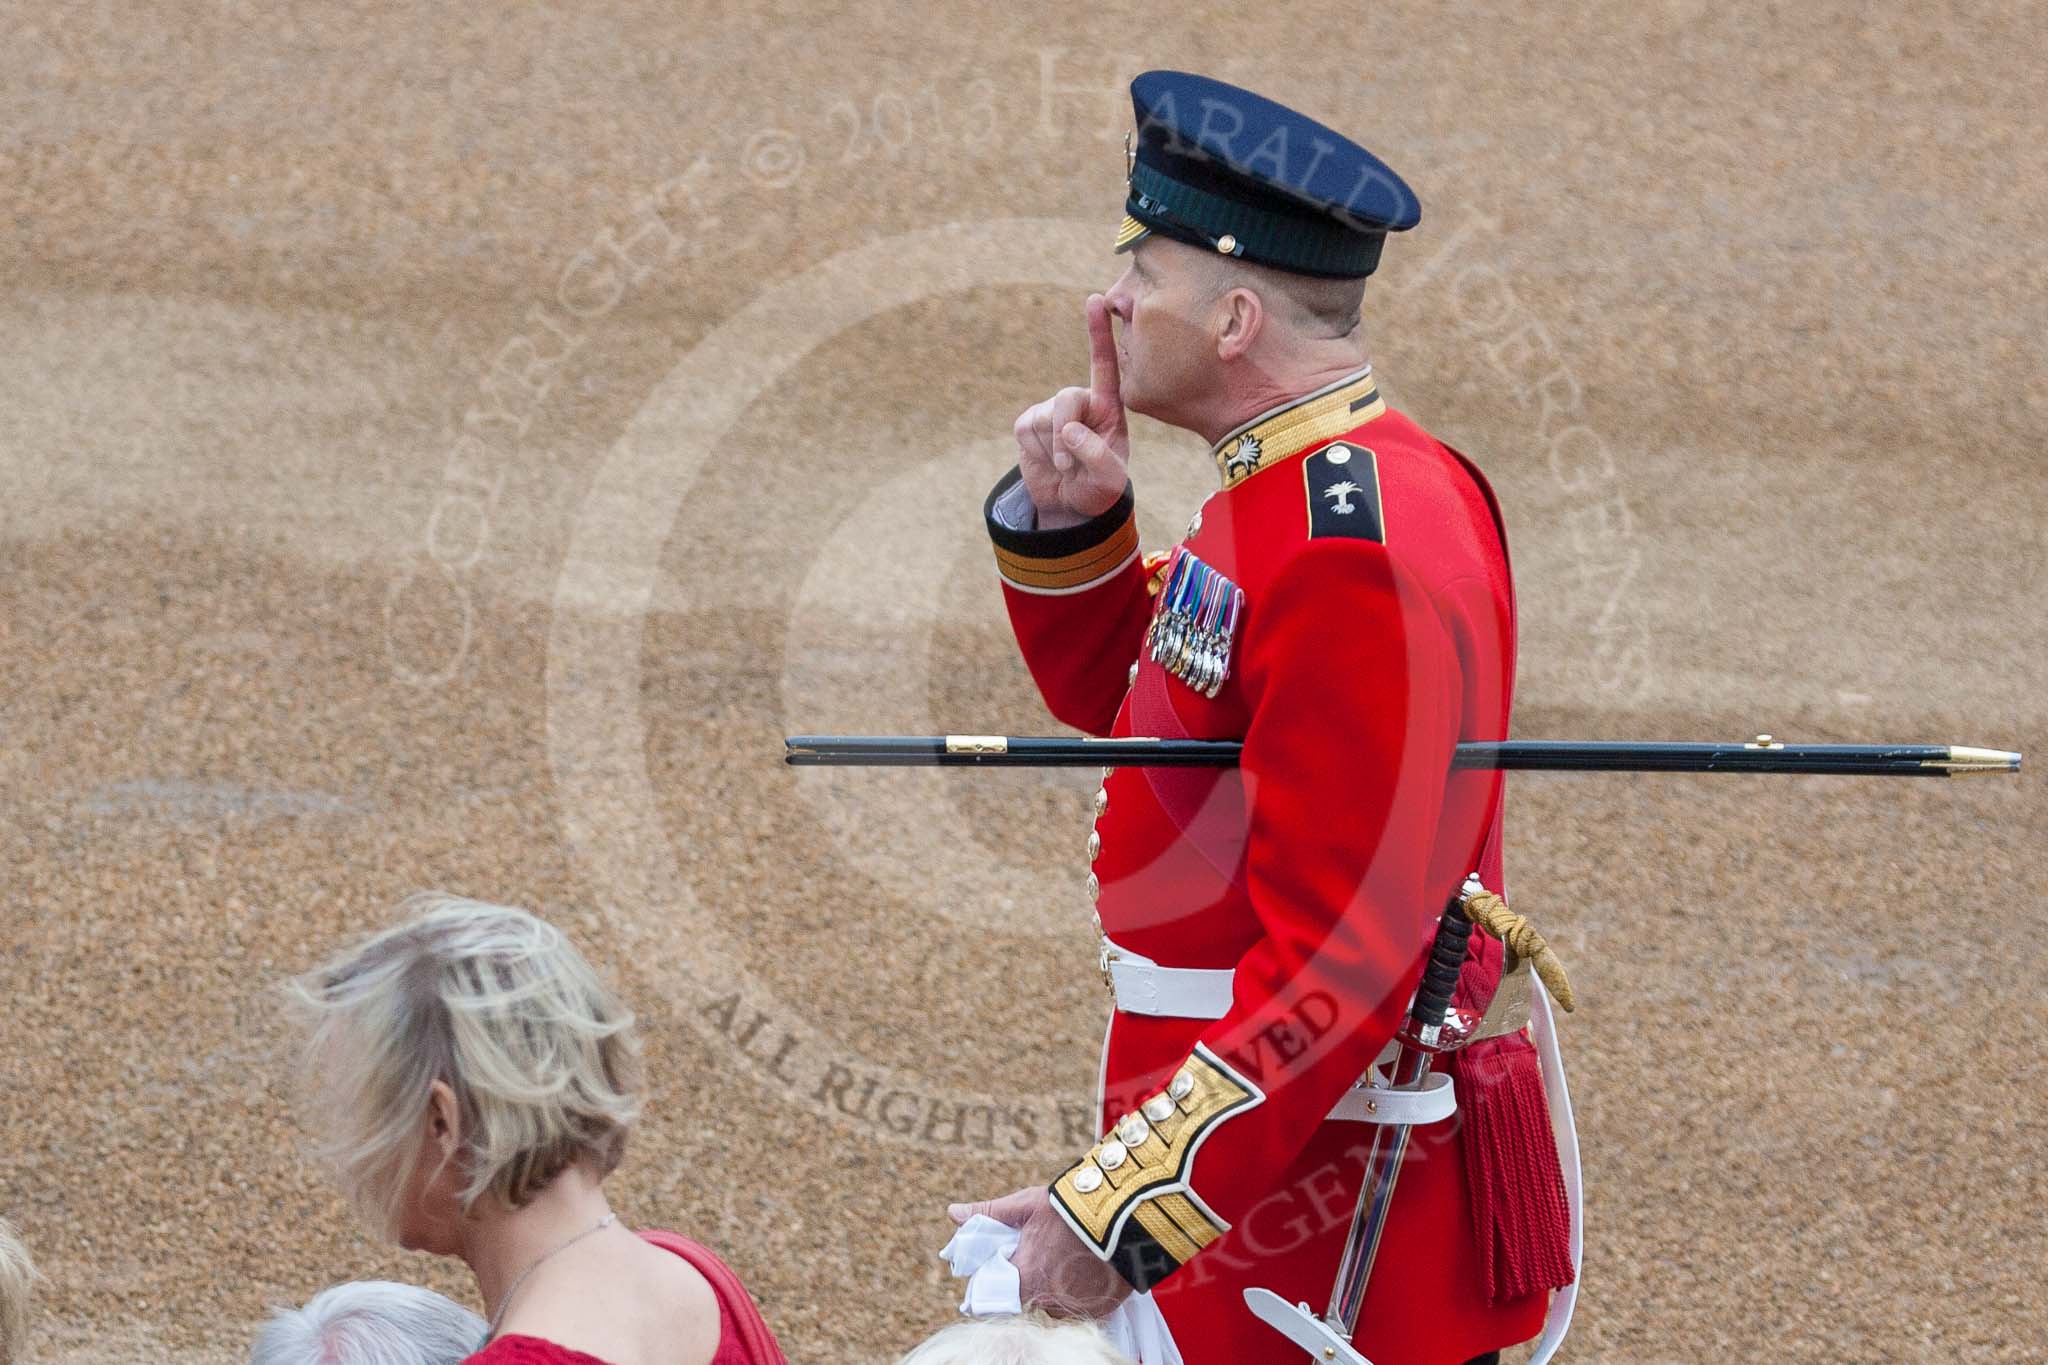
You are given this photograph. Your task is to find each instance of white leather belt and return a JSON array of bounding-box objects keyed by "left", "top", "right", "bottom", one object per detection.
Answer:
[
  {"left": 1328, "top": 1068, "right": 1456, "bottom": 1124},
  {"left": 1102, "top": 941, "right": 1458, "bottom": 1127},
  {"left": 1104, "top": 944, "right": 1236, "bottom": 1018}
]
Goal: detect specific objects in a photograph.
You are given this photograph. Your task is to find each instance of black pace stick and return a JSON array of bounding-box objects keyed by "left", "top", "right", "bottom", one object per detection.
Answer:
[{"left": 783, "top": 734, "right": 2022, "bottom": 777}]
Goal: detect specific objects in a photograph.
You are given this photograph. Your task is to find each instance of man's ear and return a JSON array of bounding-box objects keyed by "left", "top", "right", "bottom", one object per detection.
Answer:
[
  {"left": 1215, "top": 286, "right": 1264, "bottom": 362},
  {"left": 424, "top": 1079, "right": 463, "bottom": 1163}
]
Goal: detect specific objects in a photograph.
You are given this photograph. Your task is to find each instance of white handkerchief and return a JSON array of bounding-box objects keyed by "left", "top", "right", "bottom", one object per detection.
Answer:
[
  {"left": 938, "top": 1214, "right": 1024, "bottom": 1316},
  {"left": 936, "top": 1216, "right": 1184, "bottom": 1364}
]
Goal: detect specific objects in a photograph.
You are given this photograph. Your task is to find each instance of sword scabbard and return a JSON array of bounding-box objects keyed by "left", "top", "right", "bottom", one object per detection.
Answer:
[{"left": 1322, "top": 889, "right": 1477, "bottom": 1339}]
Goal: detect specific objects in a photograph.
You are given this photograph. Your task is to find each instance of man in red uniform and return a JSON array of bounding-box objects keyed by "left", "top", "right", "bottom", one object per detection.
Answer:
[{"left": 949, "top": 73, "right": 1574, "bottom": 1364}]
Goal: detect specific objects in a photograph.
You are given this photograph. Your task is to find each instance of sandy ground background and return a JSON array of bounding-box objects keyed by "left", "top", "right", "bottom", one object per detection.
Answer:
[{"left": 2, "top": 2, "right": 2043, "bottom": 1361}]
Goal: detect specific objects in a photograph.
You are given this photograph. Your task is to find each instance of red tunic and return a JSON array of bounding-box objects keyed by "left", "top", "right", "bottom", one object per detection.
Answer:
[
  {"left": 984, "top": 370, "right": 1568, "bottom": 1365},
  {"left": 463, "top": 1229, "right": 782, "bottom": 1365}
]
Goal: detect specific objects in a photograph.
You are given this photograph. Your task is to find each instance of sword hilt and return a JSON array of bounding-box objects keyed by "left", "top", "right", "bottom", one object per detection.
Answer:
[{"left": 1404, "top": 891, "right": 1475, "bottom": 1052}]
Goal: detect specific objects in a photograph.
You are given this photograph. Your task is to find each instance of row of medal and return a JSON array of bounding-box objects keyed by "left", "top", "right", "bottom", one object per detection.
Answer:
[{"left": 1145, "top": 545, "right": 1246, "bottom": 699}]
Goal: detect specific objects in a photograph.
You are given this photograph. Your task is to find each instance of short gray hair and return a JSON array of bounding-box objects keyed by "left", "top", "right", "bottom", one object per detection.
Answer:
[
  {"left": 249, "top": 1281, "right": 485, "bottom": 1365},
  {"left": 0, "top": 1217, "right": 37, "bottom": 1365},
  {"left": 897, "top": 1315, "right": 1135, "bottom": 1365},
  {"left": 287, "top": 893, "right": 642, "bottom": 1241},
  {"left": 1200, "top": 251, "right": 1367, "bottom": 338}
]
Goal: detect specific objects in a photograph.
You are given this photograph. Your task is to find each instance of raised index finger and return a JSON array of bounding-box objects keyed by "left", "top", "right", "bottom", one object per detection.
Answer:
[{"left": 1085, "top": 292, "right": 1121, "bottom": 405}]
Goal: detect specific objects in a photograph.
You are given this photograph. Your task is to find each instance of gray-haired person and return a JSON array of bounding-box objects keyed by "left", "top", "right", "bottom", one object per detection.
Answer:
[
  {"left": 249, "top": 1281, "right": 485, "bottom": 1365},
  {"left": 1, "top": 1217, "right": 37, "bottom": 1365},
  {"left": 897, "top": 1315, "right": 1135, "bottom": 1365}
]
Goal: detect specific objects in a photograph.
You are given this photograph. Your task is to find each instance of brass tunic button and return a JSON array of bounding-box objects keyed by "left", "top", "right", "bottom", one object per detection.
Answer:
[
  {"left": 1087, "top": 872, "right": 1100, "bottom": 902},
  {"left": 1142, "top": 1094, "right": 1176, "bottom": 1123},
  {"left": 1117, "top": 1114, "right": 1150, "bottom": 1146},
  {"left": 1093, "top": 786, "right": 1109, "bottom": 816},
  {"left": 1087, "top": 830, "right": 1101, "bottom": 861},
  {"left": 1127, "top": 660, "right": 1139, "bottom": 685},
  {"left": 1072, "top": 1164, "right": 1105, "bottom": 1194},
  {"left": 1097, "top": 1139, "right": 1129, "bottom": 1171},
  {"left": 1168, "top": 1069, "right": 1195, "bottom": 1101}
]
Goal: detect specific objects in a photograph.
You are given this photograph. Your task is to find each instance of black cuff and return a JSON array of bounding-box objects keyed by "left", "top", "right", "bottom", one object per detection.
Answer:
[{"left": 983, "top": 468, "right": 1138, "bottom": 593}]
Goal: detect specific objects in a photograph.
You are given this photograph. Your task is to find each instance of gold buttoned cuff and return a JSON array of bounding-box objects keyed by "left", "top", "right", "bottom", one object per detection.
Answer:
[{"left": 1046, "top": 1045, "right": 1263, "bottom": 1291}]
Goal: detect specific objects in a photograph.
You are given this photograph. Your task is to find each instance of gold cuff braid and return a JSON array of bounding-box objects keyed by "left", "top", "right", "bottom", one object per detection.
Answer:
[{"left": 1048, "top": 1045, "right": 1261, "bottom": 1264}]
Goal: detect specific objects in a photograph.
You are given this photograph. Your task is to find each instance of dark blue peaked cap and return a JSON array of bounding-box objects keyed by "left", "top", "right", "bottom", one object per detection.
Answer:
[{"left": 1115, "top": 70, "right": 1420, "bottom": 279}]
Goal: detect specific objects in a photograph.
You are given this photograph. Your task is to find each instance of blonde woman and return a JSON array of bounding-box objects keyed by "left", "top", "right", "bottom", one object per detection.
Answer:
[{"left": 289, "top": 894, "right": 785, "bottom": 1365}]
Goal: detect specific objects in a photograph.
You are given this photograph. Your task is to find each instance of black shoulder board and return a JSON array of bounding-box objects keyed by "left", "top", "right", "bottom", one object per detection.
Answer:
[{"left": 1303, "top": 443, "right": 1384, "bottom": 542}]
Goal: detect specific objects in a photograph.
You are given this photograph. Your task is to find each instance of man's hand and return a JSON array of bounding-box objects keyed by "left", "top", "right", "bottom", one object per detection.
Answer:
[
  {"left": 948, "top": 1186, "right": 1133, "bottom": 1319},
  {"left": 1013, "top": 293, "right": 1130, "bottom": 529}
]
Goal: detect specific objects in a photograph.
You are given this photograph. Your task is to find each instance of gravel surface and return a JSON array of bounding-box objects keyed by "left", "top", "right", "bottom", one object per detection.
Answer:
[{"left": 2, "top": 4, "right": 2042, "bottom": 1362}]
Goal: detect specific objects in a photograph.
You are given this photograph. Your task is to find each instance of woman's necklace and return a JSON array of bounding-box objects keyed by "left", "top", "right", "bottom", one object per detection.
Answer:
[{"left": 484, "top": 1210, "right": 618, "bottom": 1342}]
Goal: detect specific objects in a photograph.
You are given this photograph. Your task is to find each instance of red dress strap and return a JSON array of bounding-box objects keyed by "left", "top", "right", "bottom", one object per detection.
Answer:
[{"left": 636, "top": 1230, "right": 788, "bottom": 1365}]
